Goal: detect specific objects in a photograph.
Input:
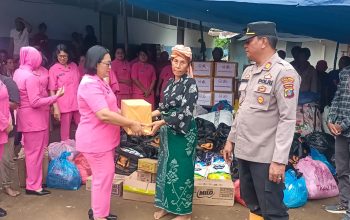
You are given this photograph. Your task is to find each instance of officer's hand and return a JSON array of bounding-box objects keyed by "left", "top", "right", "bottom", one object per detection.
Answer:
[
  {"left": 269, "top": 162, "right": 285, "bottom": 184},
  {"left": 223, "top": 141, "right": 234, "bottom": 165}
]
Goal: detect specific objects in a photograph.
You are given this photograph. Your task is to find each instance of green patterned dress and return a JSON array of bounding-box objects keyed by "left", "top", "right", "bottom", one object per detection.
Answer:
[{"left": 155, "top": 74, "right": 198, "bottom": 215}]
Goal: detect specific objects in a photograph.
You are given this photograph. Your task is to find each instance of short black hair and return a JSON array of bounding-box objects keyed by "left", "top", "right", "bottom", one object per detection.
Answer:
[
  {"left": 277, "top": 50, "right": 286, "bottom": 59},
  {"left": 300, "top": 48, "right": 311, "bottom": 59},
  {"left": 212, "top": 47, "right": 224, "bottom": 57},
  {"left": 39, "top": 22, "right": 47, "bottom": 30},
  {"left": 291, "top": 46, "right": 301, "bottom": 59},
  {"left": 85, "top": 45, "right": 109, "bottom": 75}
]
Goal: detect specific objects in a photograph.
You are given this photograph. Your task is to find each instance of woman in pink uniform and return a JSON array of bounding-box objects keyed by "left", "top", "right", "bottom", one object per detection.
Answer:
[
  {"left": 111, "top": 47, "right": 131, "bottom": 107},
  {"left": 156, "top": 64, "right": 173, "bottom": 102},
  {"left": 13, "top": 46, "right": 64, "bottom": 196},
  {"left": 0, "top": 79, "right": 11, "bottom": 217},
  {"left": 131, "top": 48, "right": 156, "bottom": 109},
  {"left": 76, "top": 45, "right": 144, "bottom": 220},
  {"left": 49, "top": 44, "right": 81, "bottom": 141}
]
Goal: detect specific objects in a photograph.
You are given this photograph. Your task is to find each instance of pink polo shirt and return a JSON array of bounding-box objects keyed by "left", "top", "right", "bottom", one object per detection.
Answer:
[
  {"left": 38, "top": 66, "right": 49, "bottom": 97},
  {"left": 49, "top": 62, "right": 80, "bottom": 113},
  {"left": 131, "top": 62, "right": 156, "bottom": 95},
  {"left": 13, "top": 66, "right": 58, "bottom": 132},
  {"left": 159, "top": 65, "right": 173, "bottom": 96},
  {"left": 111, "top": 59, "right": 131, "bottom": 95},
  {"left": 109, "top": 69, "right": 120, "bottom": 94},
  {"left": 0, "top": 80, "right": 10, "bottom": 144},
  {"left": 75, "top": 74, "right": 120, "bottom": 153}
]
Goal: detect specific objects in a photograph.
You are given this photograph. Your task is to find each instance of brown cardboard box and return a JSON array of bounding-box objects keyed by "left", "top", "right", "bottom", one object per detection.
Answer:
[
  {"left": 195, "top": 77, "right": 213, "bottom": 92},
  {"left": 137, "top": 170, "right": 156, "bottom": 183},
  {"left": 121, "top": 99, "right": 152, "bottom": 135},
  {"left": 197, "top": 92, "right": 213, "bottom": 106},
  {"left": 213, "top": 78, "right": 234, "bottom": 92},
  {"left": 213, "top": 92, "right": 234, "bottom": 106},
  {"left": 214, "top": 62, "right": 238, "bottom": 77},
  {"left": 193, "top": 179, "right": 234, "bottom": 206},
  {"left": 193, "top": 62, "right": 214, "bottom": 77},
  {"left": 86, "top": 174, "right": 126, "bottom": 197},
  {"left": 17, "top": 154, "right": 49, "bottom": 188},
  {"left": 123, "top": 172, "right": 155, "bottom": 203},
  {"left": 138, "top": 158, "right": 158, "bottom": 174}
]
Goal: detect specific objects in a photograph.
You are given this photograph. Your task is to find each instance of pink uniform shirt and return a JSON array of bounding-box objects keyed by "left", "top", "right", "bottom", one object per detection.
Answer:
[
  {"left": 49, "top": 62, "right": 80, "bottom": 113},
  {"left": 13, "top": 47, "right": 58, "bottom": 133},
  {"left": 131, "top": 62, "right": 156, "bottom": 95},
  {"left": 0, "top": 80, "right": 10, "bottom": 145},
  {"left": 76, "top": 74, "right": 120, "bottom": 153},
  {"left": 111, "top": 59, "right": 131, "bottom": 95},
  {"left": 159, "top": 65, "right": 173, "bottom": 97},
  {"left": 38, "top": 66, "right": 49, "bottom": 97},
  {"left": 108, "top": 69, "right": 120, "bottom": 94}
]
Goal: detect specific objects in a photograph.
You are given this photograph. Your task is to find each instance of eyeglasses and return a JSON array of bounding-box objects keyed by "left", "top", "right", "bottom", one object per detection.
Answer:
[
  {"left": 100, "top": 61, "right": 112, "bottom": 67},
  {"left": 58, "top": 55, "right": 68, "bottom": 59}
]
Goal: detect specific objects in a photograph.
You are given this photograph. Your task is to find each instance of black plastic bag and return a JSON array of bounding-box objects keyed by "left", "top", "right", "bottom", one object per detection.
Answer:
[
  {"left": 115, "top": 146, "right": 146, "bottom": 175},
  {"left": 304, "top": 132, "right": 335, "bottom": 162}
]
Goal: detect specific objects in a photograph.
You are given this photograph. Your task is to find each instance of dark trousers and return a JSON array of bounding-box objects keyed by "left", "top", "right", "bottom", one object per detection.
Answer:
[
  {"left": 335, "top": 135, "right": 350, "bottom": 214},
  {"left": 238, "top": 159, "right": 289, "bottom": 220}
]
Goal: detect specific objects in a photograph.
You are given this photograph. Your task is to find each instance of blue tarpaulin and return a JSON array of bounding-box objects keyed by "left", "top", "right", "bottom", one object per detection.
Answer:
[{"left": 128, "top": 0, "right": 350, "bottom": 43}]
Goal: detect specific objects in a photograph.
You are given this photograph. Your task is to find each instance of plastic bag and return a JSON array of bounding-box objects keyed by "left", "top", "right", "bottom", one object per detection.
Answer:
[
  {"left": 207, "top": 157, "right": 231, "bottom": 180},
  {"left": 283, "top": 169, "right": 308, "bottom": 208},
  {"left": 47, "top": 151, "right": 82, "bottom": 190},
  {"left": 48, "top": 139, "right": 78, "bottom": 161},
  {"left": 194, "top": 162, "right": 209, "bottom": 180},
  {"left": 73, "top": 153, "right": 92, "bottom": 184},
  {"left": 310, "top": 148, "right": 336, "bottom": 175},
  {"left": 304, "top": 132, "right": 335, "bottom": 162},
  {"left": 234, "top": 180, "right": 246, "bottom": 207},
  {"left": 211, "top": 100, "right": 233, "bottom": 112},
  {"left": 296, "top": 156, "right": 339, "bottom": 199}
]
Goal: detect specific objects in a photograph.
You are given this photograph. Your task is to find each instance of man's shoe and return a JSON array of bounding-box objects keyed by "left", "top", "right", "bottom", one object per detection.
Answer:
[
  {"left": 325, "top": 204, "right": 348, "bottom": 214},
  {"left": 25, "top": 189, "right": 51, "bottom": 196},
  {"left": 0, "top": 208, "right": 7, "bottom": 217}
]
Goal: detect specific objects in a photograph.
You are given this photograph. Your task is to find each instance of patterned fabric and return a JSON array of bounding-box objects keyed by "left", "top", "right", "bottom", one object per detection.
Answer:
[
  {"left": 155, "top": 73, "right": 198, "bottom": 215},
  {"left": 328, "top": 66, "right": 350, "bottom": 137},
  {"left": 295, "top": 103, "right": 322, "bottom": 136},
  {"left": 159, "top": 74, "right": 198, "bottom": 134}
]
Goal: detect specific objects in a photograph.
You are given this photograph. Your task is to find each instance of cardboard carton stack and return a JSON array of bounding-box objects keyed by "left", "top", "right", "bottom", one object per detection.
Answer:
[
  {"left": 86, "top": 174, "right": 126, "bottom": 197},
  {"left": 193, "top": 61, "right": 237, "bottom": 106},
  {"left": 122, "top": 158, "right": 158, "bottom": 203}
]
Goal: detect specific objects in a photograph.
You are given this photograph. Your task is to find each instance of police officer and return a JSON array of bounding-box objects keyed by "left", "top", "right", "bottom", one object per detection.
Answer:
[{"left": 223, "top": 21, "right": 300, "bottom": 220}]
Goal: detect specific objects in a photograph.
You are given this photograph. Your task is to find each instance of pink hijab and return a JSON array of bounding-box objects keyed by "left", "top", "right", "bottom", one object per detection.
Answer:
[{"left": 19, "top": 46, "right": 42, "bottom": 71}]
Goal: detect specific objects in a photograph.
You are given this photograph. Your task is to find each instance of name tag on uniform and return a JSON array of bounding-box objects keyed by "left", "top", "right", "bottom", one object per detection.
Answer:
[
  {"left": 258, "top": 79, "right": 273, "bottom": 86},
  {"left": 58, "top": 73, "right": 65, "bottom": 77}
]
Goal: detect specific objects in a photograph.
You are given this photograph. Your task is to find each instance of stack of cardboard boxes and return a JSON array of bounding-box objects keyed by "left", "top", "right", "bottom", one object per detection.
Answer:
[
  {"left": 194, "top": 61, "right": 237, "bottom": 107},
  {"left": 86, "top": 174, "right": 126, "bottom": 197},
  {"left": 123, "top": 158, "right": 158, "bottom": 203}
]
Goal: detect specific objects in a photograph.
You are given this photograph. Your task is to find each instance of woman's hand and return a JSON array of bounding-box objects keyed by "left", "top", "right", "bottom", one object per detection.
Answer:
[
  {"left": 56, "top": 87, "right": 65, "bottom": 97},
  {"left": 150, "top": 120, "right": 165, "bottom": 136},
  {"left": 53, "top": 106, "right": 61, "bottom": 121},
  {"left": 129, "top": 121, "right": 143, "bottom": 136},
  {"left": 5, "top": 121, "right": 13, "bottom": 134}
]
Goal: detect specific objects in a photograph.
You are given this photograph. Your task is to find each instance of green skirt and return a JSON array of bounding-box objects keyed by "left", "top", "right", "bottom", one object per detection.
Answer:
[{"left": 155, "top": 120, "right": 197, "bottom": 215}]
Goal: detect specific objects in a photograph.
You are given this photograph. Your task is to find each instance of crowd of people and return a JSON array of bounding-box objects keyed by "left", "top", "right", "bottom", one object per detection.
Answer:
[{"left": 0, "top": 16, "right": 350, "bottom": 220}]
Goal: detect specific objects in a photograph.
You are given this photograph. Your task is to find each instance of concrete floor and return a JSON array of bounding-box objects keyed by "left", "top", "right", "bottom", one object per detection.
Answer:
[
  {"left": 0, "top": 187, "right": 343, "bottom": 220},
  {"left": 0, "top": 123, "right": 344, "bottom": 220}
]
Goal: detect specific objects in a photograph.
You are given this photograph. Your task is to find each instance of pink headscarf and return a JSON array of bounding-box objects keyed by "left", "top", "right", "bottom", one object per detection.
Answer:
[
  {"left": 171, "top": 45, "right": 193, "bottom": 78},
  {"left": 19, "top": 46, "right": 42, "bottom": 71}
]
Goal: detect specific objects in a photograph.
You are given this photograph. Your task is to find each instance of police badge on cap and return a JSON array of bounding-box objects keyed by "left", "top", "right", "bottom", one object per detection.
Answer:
[{"left": 238, "top": 21, "right": 278, "bottom": 41}]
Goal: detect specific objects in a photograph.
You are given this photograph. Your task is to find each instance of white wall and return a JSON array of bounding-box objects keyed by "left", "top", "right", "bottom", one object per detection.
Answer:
[
  {"left": 184, "top": 28, "right": 215, "bottom": 49},
  {"left": 0, "top": 0, "right": 99, "bottom": 40}
]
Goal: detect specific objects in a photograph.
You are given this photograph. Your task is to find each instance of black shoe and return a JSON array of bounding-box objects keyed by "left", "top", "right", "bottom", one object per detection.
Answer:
[
  {"left": 88, "top": 209, "right": 117, "bottom": 220},
  {"left": 0, "top": 208, "right": 7, "bottom": 217},
  {"left": 25, "top": 189, "right": 51, "bottom": 196}
]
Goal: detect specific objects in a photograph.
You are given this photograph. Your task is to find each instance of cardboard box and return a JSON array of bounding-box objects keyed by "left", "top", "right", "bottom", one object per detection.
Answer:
[
  {"left": 214, "top": 92, "right": 234, "bottom": 106},
  {"left": 214, "top": 62, "right": 238, "bottom": 77},
  {"left": 86, "top": 174, "right": 126, "bottom": 197},
  {"left": 137, "top": 170, "right": 156, "bottom": 183},
  {"left": 214, "top": 78, "right": 234, "bottom": 92},
  {"left": 197, "top": 92, "right": 213, "bottom": 106},
  {"left": 193, "top": 62, "right": 214, "bottom": 77},
  {"left": 138, "top": 158, "right": 158, "bottom": 174},
  {"left": 17, "top": 154, "right": 49, "bottom": 188},
  {"left": 195, "top": 77, "right": 213, "bottom": 92},
  {"left": 121, "top": 99, "right": 152, "bottom": 135},
  {"left": 193, "top": 179, "right": 234, "bottom": 206},
  {"left": 123, "top": 172, "right": 155, "bottom": 203}
]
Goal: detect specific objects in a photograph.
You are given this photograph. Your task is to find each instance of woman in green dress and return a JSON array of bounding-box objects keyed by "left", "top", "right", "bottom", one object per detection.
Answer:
[{"left": 150, "top": 45, "right": 198, "bottom": 220}]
